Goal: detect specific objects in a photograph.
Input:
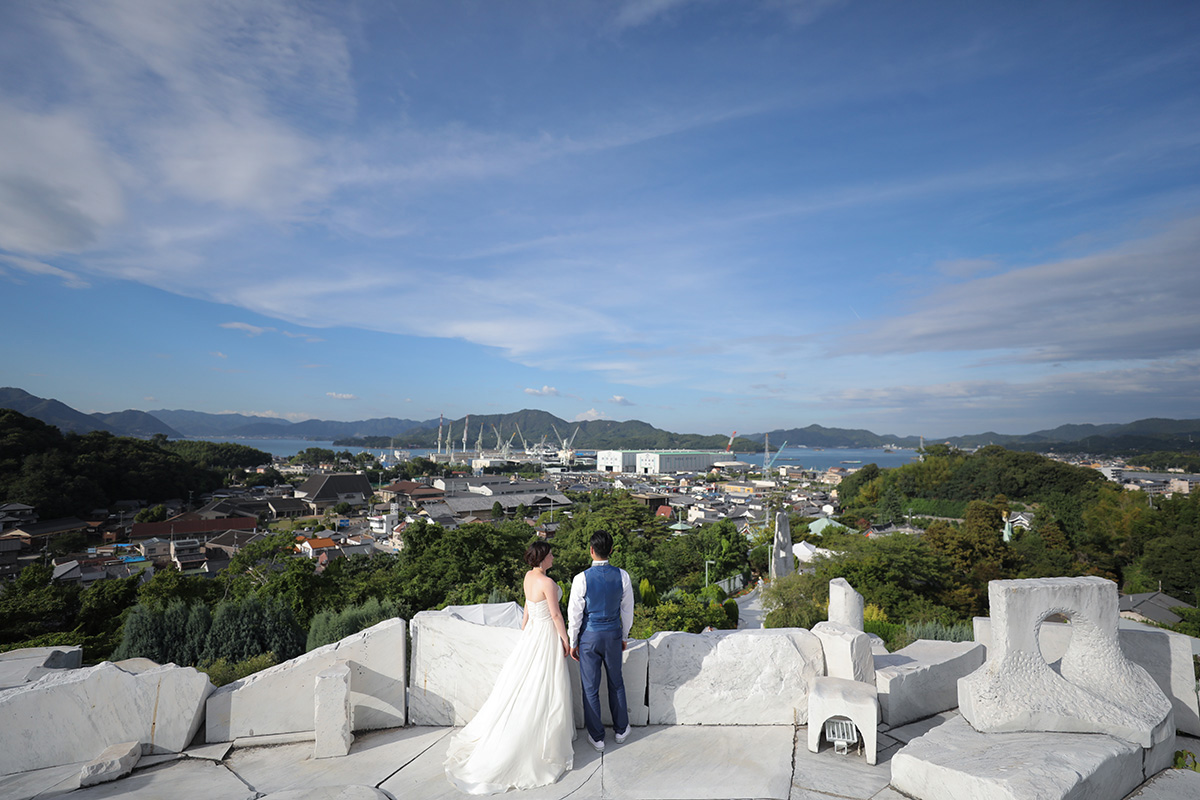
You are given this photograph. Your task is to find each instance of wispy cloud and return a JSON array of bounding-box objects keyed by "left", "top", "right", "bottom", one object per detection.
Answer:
[
  {"left": 575, "top": 408, "right": 608, "bottom": 421},
  {"left": 610, "top": 395, "right": 634, "bottom": 406},
  {"left": 221, "top": 322, "right": 271, "bottom": 337},
  {"left": 0, "top": 255, "right": 90, "bottom": 288},
  {"left": 836, "top": 215, "right": 1200, "bottom": 363},
  {"left": 326, "top": 392, "right": 357, "bottom": 401},
  {"left": 211, "top": 351, "right": 227, "bottom": 359},
  {"left": 525, "top": 386, "right": 562, "bottom": 397}
]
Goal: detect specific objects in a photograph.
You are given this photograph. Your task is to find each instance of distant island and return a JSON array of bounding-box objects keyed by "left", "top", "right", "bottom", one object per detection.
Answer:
[{"left": 2, "top": 387, "right": 1199, "bottom": 457}]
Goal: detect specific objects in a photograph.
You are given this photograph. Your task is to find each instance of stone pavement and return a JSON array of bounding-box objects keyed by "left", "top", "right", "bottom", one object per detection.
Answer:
[{"left": 4, "top": 714, "right": 1199, "bottom": 800}]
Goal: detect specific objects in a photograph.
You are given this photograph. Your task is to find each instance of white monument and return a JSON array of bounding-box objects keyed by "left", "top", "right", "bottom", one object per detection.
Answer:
[{"left": 769, "top": 511, "right": 793, "bottom": 581}]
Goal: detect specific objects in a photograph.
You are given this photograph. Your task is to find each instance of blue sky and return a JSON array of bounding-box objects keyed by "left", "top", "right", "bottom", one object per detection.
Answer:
[{"left": 2, "top": 1, "right": 1199, "bottom": 437}]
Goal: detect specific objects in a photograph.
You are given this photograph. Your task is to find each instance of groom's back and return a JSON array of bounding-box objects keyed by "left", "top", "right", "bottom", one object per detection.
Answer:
[{"left": 583, "top": 564, "right": 623, "bottom": 633}]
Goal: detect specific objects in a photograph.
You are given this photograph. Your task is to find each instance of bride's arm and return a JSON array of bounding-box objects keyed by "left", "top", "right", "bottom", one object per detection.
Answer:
[{"left": 543, "top": 576, "right": 570, "bottom": 655}]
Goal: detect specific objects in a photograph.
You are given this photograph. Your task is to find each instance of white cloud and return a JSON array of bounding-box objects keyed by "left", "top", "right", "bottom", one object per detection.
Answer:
[
  {"left": 575, "top": 408, "right": 608, "bottom": 421},
  {"left": 0, "top": 108, "right": 126, "bottom": 255},
  {"left": 525, "top": 386, "right": 562, "bottom": 397},
  {"left": 221, "top": 322, "right": 271, "bottom": 336},
  {"left": 326, "top": 392, "right": 358, "bottom": 401},
  {"left": 211, "top": 351, "right": 227, "bottom": 359},
  {"left": 610, "top": 395, "right": 634, "bottom": 406}
]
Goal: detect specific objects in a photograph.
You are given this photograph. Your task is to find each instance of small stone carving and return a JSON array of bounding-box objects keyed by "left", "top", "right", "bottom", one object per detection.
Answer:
[
  {"left": 807, "top": 677, "right": 879, "bottom": 765},
  {"left": 958, "top": 577, "right": 1173, "bottom": 748},
  {"left": 827, "top": 578, "right": 865, "bottom": 630}
]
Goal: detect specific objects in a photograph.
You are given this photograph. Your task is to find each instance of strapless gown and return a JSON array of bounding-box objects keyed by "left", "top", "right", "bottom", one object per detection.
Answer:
[{"left": 444, "top": 597, "right": 575, "bottom": 794}]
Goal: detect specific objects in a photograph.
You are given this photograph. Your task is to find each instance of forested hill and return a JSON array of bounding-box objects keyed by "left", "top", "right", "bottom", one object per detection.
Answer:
[
  {"left": 335, "top": 409, "right": 756, "bottom": 451},
  {"left": 0, "top": 411, "right": 268, "bottom": 518}
]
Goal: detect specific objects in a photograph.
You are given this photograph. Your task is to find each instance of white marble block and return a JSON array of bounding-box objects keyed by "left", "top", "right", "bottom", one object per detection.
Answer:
[
  {"left": 79, "top": 741, "right": 141, "bottom": 787},
  {"left": 827, "top": 578, "right": 864, "bottom": 630},
  {"left": 207, "top": 618, "right": 406, "bottom": 743},
  {"left": 890, "top": 715, "right": 1148, "bottom": 800},
  {"left": 770, "top": 512, "right": 793, "bottom": 580},
  {"left": 314, "top": 661, "right": 354, "bottom": 759},
  {"left": 812, "top": 621, "right": 875, "bottom": 684},
  {"left": 807, "top": 676, "right": 879, "bottom": 765},
  {"left": 0, "top": 661, "right": 212, "bottom": 775},
  {"left": 408, "top": 607, "right": 522, "bottom": 726},
  {"left": 647, "top": 628, "right": 824, "bottom": 725},
  {"left": 568, "top": 638, "right": 649, "bottom": 728},
  {"left": 959, "top": 577, "right": 1172, "bottom": 749},
  {"left": 874, "top": 640, "right": 985, "bottom": 728},
  {"left": 0, "top": 645, "right": 84, "bottom": 690},
  {"left": 974, "top": 616, "right": 1200, "bottom": 737}
]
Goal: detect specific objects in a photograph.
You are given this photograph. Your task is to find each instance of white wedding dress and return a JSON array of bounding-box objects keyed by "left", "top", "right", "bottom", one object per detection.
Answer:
[{"left": 444, "top": 595, "right": 575, "bottom": 794}]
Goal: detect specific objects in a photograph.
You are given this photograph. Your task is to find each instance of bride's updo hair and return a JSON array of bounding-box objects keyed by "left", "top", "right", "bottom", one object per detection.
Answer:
[{"left": 524, "top": 540, "right": 552, "bottom": 567}]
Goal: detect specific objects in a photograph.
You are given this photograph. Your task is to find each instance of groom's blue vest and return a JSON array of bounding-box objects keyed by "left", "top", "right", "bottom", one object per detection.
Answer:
[{"left": 581, "top": 563, "right": 622, "bottom": 635}]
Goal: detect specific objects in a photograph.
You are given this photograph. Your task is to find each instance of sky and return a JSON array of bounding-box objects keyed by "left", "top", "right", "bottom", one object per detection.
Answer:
[{"left": 1, "top": 0, "right": 1199, "bottom": 438}]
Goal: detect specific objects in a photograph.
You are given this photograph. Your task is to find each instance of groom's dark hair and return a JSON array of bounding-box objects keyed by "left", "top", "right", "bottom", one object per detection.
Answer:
[{"left": 590, "top": 530, "right": 613, "bottom": 559}]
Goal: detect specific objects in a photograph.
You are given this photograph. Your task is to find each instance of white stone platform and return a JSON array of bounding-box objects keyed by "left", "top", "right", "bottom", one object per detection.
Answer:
[{"left": 2, "top": 721, "right": 1196, "bottom": 800}]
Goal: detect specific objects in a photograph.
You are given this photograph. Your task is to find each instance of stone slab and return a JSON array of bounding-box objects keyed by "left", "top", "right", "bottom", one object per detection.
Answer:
[
  {"left": 183, "top": 740, "right": 233, "bottom": 761},
  {"left": 568, "top": 637, "right": 650, "bottom": 728},
  {"left": 794, "top": 722, "right": 895, "bottom": 800},
  {"left": 1125, "top": 767, "right": 1200, "bottom": 800},
  {"left": 891, "top": 715, "right": 1145, "bottom": 800},
  {"left": 260, "top": 787, "right": 391, "bottom": 800},
  {"left": 65, "top": 759, "right": 255, "bottom": 800},
  {"left": 0, "top": 661, "right": 213, "bottom": 774},
  {"left": 408, "top": 610, "right": 521, "bottom": 726},
  {"left": 884, "top": 710, "right": 958, "bottom": 744},
  {"left": 0, "top": 646, "right": 83, "bottom": 690},
  {"left": 974, "top": 617, "right": 1200, "bottom": 736},
  {"left": 79, "top": 741, "right": 141, "bottom": 787},
  {"left": 233, "top": 731, "right": 315, "bottom": 748},
  {"left": 226, "top": 725, "right": 450, "bottom": 796},
  {"left": 603, "top": 725, "right": 795, "bottom": 799},
  {"left": 874, "top": 640, "right": 985, "bottom": 727},
  {"left": 814, "top": 621, "right": 875, "bottom": 683},
  {"left": 647, "top": 628, "right": 825, "bottom": 725},
  {"left": 0, "top": 761, "right": 83, "bottom": 800},
  {"left": 378, "top": 725, "right": 601, "bottom": 800},
  {"left": 207, "top": 618, "right": 406, "bottom": 742}
]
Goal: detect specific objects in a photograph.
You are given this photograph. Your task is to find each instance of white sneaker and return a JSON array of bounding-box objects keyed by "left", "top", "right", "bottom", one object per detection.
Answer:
[
  {"left": 589, "top": 736, "right": 605, "bottom": 752},
  {"left": 615, "top": 726, "right": 631, "bottom": 744}
]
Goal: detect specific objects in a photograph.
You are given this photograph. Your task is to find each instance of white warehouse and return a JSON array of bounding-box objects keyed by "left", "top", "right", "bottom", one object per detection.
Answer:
[
  {"left": 597, "top": 450, "right": 640, "bottom": 473},
  {"left": 635, "top": 450, "right": 729, "bottom": 475}
]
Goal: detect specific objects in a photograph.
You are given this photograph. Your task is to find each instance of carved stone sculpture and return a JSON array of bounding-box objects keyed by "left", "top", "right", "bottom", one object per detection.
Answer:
[
  {"left": 958, "top": 576, "right": 1172, "bottom": 748},
  {"left": 769, "top": 511, "right": 793, "bottom": 580}
]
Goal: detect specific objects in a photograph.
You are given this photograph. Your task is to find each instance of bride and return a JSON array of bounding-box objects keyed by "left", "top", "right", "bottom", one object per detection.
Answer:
[{"left": 444, "top": 541, "right": 575, "bottom": 794}]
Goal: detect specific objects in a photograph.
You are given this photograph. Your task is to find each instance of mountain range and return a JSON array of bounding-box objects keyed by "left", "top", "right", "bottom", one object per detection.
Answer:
[{"left": 2, "top": 387, "right": 1198, "bottom": 454}]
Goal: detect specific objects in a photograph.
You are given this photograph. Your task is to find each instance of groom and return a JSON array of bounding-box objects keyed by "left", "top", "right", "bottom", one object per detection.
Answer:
[{"left": 568, "top": 530, "right": 634, "bottom": 752}]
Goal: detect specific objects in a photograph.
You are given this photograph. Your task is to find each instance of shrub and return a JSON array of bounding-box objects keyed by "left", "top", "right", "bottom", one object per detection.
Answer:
[
  {"left": 199, "top": 652, "right": 278, "bottom": 688},
  {"left": 722, "top": 598, "right": 739, "bottom": 627},
  {"left": 639, "top": 578, "right": 658, "bottom": 608},
  {"left": 903, "top": 619, "right": 974, "bottom": 643},
  {"left": 306, "top": 597, "right": 404, "bottom": 651},
  {"left": 864, "top": 619, "right": 910, "bottom": 652}
]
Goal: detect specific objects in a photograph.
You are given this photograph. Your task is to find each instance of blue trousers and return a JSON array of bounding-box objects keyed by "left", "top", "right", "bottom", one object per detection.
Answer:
[{"left": 578, "top": 629, "right": 629, "bottom": 743}]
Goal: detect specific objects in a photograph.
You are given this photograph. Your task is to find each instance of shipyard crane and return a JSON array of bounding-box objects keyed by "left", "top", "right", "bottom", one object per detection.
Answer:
[
  {"left": 725, "top": 431, "right": 737, "bottom": 453},
  {"left": 475, "top": 423, "right": 485, "bottom": 454},
  {"left": 514, "top": 423, "right": 529, "bottom": 452}
]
